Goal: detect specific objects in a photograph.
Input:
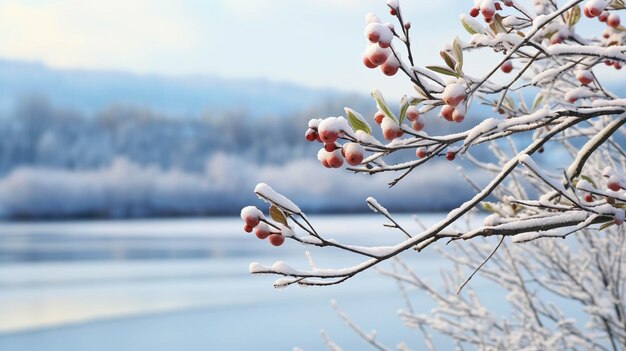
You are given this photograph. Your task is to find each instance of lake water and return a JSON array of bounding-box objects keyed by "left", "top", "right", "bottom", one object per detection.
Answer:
[{"left": 0, "top": 214, "right": 500, "bottom": 350}]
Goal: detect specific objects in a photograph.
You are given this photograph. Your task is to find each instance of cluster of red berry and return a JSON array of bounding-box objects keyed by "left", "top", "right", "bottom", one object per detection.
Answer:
[
  {"left": 469, "top": 0, "right": 514, "bottom": 23},
  {"left": 362, "top": 14, "right": 400, "bottom": 76},
  {"left": 305, "top": 119, "right": 365, "bottom": 169},
  {"left": 440, "top": 83, "right": 467, "bottom": 123},
  {"left": 241, "top": 206, "right": 285, "bottom": 246}
]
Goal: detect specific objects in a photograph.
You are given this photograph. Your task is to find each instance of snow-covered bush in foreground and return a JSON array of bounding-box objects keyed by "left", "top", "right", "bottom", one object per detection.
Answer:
[{"left": 241, "top": 0, "right": 626, "bottom": 348}]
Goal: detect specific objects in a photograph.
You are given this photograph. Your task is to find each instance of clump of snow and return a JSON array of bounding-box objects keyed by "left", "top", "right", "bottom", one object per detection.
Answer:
[
  {"left": 318, "top": 117, "right": 341, "bottom": 136},
  {"left": 271, "top": 261, "right": 298, "bottom": 275},
  {"left": 254, "top": 183, "right": 301, "bottom": 213},
  {"left": 483, "top": 213, "right": 501, "bottom": 227},
  {"left": 273, "top": 277, "right": 292, "bottom": 289},
  {"left": 464, "top": 118, "right": 500, "bottom": 146},
  {"left": 308, "top": 118, "right": 323, "bottom": 129},
  {"left": 343, "top": 142, "right": 365, "bottom": 156},
  {"left": 365, "top": 12, "right": 381, "bottom": 24},
  {"left": 355, "top": 130, "right": 381, "bottom": 145},
  {"left": 442, "top": 83, "right": 466, "bottom": 107},
  {"left": 381, "top": 116, "right": 399, "bottom": 130},
  {"left": 364, "top": 23, "right": 393, "bottom": 43},
  {"left": 317, "top": 148, "right": 332, "bottom": 162},
  {"left": 366, "top": 197, "right": 390, "bottom": 217},
  {"left": 240, "top": 205, "right": 264, "bottom": 221},
  {"left": 249, "top": 262, "right": 266, "bottom": 274},
  {"left": 386, "top": 0, "right": 399, "bottom": 8}
]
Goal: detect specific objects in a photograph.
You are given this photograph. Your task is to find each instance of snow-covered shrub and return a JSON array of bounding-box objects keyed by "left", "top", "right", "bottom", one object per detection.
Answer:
[{"left": 240, "top": 0, "right": 626, "bottom": 348}]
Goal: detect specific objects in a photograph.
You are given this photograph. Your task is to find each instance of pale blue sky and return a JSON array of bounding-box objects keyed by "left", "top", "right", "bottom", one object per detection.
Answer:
[{"left": 0, "top": 0, "right": 473, "bottom": 98}]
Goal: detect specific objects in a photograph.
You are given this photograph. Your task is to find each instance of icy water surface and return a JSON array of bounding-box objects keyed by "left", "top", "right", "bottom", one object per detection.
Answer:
[{"left": 0, "top": 214, "right": 501, "bottom": 350}]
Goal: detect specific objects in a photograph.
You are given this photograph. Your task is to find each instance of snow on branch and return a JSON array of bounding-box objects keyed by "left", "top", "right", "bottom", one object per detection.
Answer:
[{"left": 236, "top": 0, "right": 626, "bottom": 299}]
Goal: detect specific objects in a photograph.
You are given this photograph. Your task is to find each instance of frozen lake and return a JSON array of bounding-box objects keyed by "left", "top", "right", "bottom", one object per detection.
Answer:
[{"left": 0, "top": 214, "right": 499, "bottom": 350}]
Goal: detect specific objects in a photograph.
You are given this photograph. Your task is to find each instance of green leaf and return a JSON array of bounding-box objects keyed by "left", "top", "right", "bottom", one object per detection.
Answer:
[
  {"left": 531, "top": 94, "right": 543, "bottom": 112},
  {"left": 408, "top": 97, "right": 424, "bottom": 105},
  {"left": 481, "top": 202, "right": 497, "bottom": 213},
  {"left": 371, "top": 89, "right": 397, "bottom": 122},
  {"left": 269, "top": 205, "right": 288, "bottom": 226},
  {"left": 461, "top": 17, "right": 478, "bottom": 35},
  {"left": 580, "top": 175, "right": 597, "bottom": 188},
  {"left": 599, "top": 221, "right": 615, "bottom": 231},
  {"left": 610, "top": 0, "right": 625, "bottom": 10},
  {"left": 568, "top": 5, "right": 581, "bottom": 27},
  {"left": 398, "top": 95, "right": 409, "bottom": 125},
  {"left": 489, "top": 13, "right": 506, "bottom": 34},
  {"left": 440, "top": 50, "right": 456, "bottom": 71},
  {"left": 413, "top": 85, "right": 427, "bottom": 99},
  {"left": 344, "top": 107, "right": 371, "bottom": 135},
  {"left": 426, "top": 65, "right": 460, "bottom": 77},
  {"left": 452, "top": 37, "right": 463, "bottom": 72}
]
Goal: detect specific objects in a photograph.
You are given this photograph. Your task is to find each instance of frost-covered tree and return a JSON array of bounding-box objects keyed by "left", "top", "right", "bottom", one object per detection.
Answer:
[{"left": 240, "top": 0, "right": 626, "bottom": 348}]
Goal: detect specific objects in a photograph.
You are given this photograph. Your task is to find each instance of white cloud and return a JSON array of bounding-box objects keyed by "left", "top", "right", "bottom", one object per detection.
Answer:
[{"left": 0, "top": 0, "right": 196, "bottom": 70}]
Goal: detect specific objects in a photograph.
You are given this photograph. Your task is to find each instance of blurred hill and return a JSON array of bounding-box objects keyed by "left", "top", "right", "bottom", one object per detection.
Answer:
[
  {"left": 0, "top": 58, "right": 362, "bottom": 118},
  {"left": 0, "top": 59, "right": 494, "bottom": 219}
]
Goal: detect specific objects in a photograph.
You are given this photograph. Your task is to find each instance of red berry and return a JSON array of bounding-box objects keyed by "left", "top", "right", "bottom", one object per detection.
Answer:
[
  {"left": 321, "top": 158, "right": 331, "bottom": 168},
  {"left": 440, "top": 105, "right": 455, "bottom": 122},
  {"left": 481, "top": 7, "right": 495, "bottom": 19},
  {"left": 503, "top": 0, "right": 513, "bottom": 6},
  {"left": 584, "top": 193, "right": 593, "bottom": 202},
  {"left": 583, "top": 6, "right": 592, "bottom": 18},
  {"left": 345, "top": 151, "right": 363, "bottom": 166},
  {"left": 605, "top": 60, "right": 614, "bottom": 66},
  {"left": 367, "top": 32, "right": 380, "bottom": 43},
  {"left": 244, "top": 224, "right": 254, "bottom": 233},
  {"left": 305, "top": 129, "right": 318, "bottom": 142},
  {"left": 470, "top": 7, "right": 480, "bottom": 17},
  {"left": 378, "top": 40, "right": 391, "bottom": 49},
  {"left": 501, "top": 60, "right": 513, "bottom": 73},
  {"left": 452, "top": 109, "right": 465, "bottom": 123},
  {"left": 390, "top": 8, "right": 397, "bottom": 16},
  {"left": 588, "top": 5, "right": 602, "bottom": 18},
  {"left": 411, "top": 118, "right": 425, "bottom": 131},
  {"left": 608, "top": 14, "right": 621, "bottom": 28},
  {"left": 608, "top": 182, "right": 621, "bottom": 191},
  {"left": 382, "top": 127, "right": 397, "bottom": 140},
  {"left": 495, "top": 2, "right": 502, "bottom": 11},
  {"left": 328, "top": 151, "right": 344, "bottom": 168},
  {"left": 405, "top": 106, "right": 419, "bottom": 122},
  {"left": 363, "top": 56, "right": 377, "bottom": 69},
  {"left": 416, "top": 147, "right": 427, "bottom": 158},
  {"left": 366, "top": 45, "right": 389, "bottom": 66},
  {"left": 268, "top": 234, "right": 285, "bottom": 246},
  {"left": 374, "top": 112, "right": 384, "bottom": 124},
  {"left": 599, "top": 11, "right": 609, "bottom": 22},
  {"left": 615, "top": 62, "right": 622, "bottom": 70},
  {"left": 381, "top": 62, "right": 399, "bottom": 76},
  {"left": 442, "top": 84, "right": 466, "bottom": 107},
  {"left": 445, "top": 151, "right": 456, "bottom": 161},
  {"left": 255, "top": 226, "right": 271, "bottom": 240},
  {"left": 324, "top": 143, "right": 337, "bottom": 152},
  {"left": 244, "top": 216, "right": 260, "bottom": 228},
  {"left": 319, "top": 129, "right": 338, "bottom": 144},
  {"left": 404, "top": 22, "right": 411, "bottom": 30},
  {"left": 576, "top": 70, "right": 593, "bottom": 86}
]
